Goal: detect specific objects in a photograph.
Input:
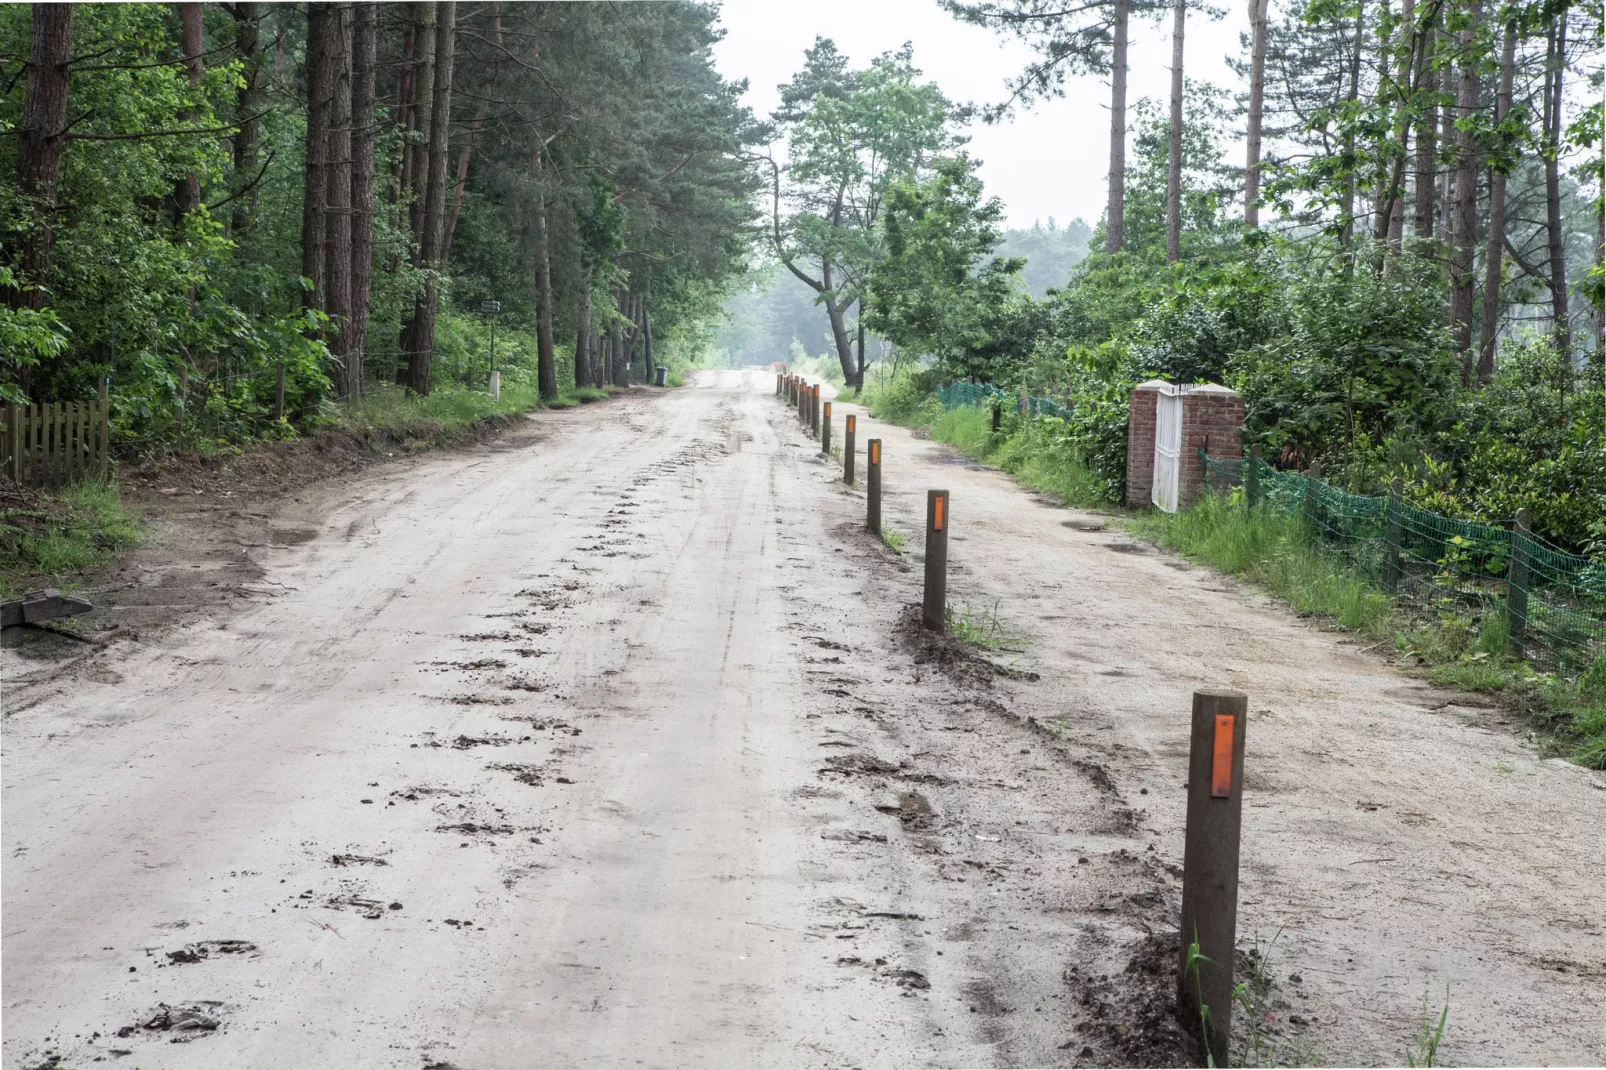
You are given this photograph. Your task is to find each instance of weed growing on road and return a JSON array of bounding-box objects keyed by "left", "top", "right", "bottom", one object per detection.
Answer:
[
  {"left": 1406, "top": 988, "right": 1450, "bottom": 1067},
  {"left": 0, "top": 480, "right": 142, "bottom": 598},
  {"left": 881, "top": 526, "right": 905, "bottom": 553},
  {"left": 1232, "top": 928, "right": 1287, "bottom": 1067},
  {"left": 946, "top": 600, "right": 1013, "bottom": 650},
  {"left": 1183, "top": 931, "right": 1220, "bottom": 1068}
]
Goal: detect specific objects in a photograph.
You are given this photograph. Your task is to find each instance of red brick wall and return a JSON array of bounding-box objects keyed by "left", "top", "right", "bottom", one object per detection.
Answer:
[
  {"left": 1178, "top": 389, "right": 1246, "bottom": 506},
  {"left": 1125, "top": 382, "right": 1165, "bottom": 507}
]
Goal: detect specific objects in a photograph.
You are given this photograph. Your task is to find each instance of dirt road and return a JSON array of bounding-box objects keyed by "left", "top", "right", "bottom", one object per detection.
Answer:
[{"left": 4, "top": 373, "right": 1603, "bottom": 1069}]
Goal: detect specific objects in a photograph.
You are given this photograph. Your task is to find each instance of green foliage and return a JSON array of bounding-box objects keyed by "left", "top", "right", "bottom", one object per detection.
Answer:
[
  {"left": 0, "top": 481, "right": 143, "bottom": 599},
  {"left": 867, "top": 154, "right": 1025, "bottom": 380},
  {"left": 926, "top": 401, "right": 1115, "bottom": 507},
  {"left": 946, "top": 600, "right": 1015, "bottom": 649}
]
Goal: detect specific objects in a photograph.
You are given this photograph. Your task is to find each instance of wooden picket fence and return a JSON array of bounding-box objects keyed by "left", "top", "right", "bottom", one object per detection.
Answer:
[{"left": 3, "top": 381, "right": 111, "bottom": 487}]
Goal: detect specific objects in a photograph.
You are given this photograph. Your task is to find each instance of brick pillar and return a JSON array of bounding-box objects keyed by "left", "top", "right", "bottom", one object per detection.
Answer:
[
  {"left": 1125, "top": 380, "right": 1169, "bottom": 508},
  {"left": 1178, "top": 385, "right": 1246, "bottom": 507}
]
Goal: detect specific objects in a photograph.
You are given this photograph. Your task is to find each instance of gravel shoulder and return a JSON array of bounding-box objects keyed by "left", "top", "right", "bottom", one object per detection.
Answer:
[{"left": 3, "top": 374, "right": 1602, "bottom": 1069}]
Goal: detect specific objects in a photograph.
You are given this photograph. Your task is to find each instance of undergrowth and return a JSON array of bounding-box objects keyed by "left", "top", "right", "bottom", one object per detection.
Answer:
[
  {"left": 0, "top": 480, "right": 143, "bottom": 599},
  {"left": 946, "top": 600, "right": 1014, "bottom": 650},
  {"left": 881, "top": 525, "right": 905, "bottom": 553},
  {"left": 1132, "top": 492, "right": 1606, "bottom": 768}
]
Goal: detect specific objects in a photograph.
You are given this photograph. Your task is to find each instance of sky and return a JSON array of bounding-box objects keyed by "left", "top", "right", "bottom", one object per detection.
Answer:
[{"left": 711, "top": 0, "right": 1251, "bottom": 231}]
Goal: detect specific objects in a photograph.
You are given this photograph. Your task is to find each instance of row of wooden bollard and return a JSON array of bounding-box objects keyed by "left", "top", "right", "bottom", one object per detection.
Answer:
[{"left": 773, "top": 372, "right": 1249, "bottom": 1066}]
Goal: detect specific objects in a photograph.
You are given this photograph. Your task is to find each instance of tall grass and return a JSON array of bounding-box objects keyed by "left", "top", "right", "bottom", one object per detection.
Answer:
[
  {"left": 0, "top": 480, "right": 143, "bottom": 598},
  {"left": 1134, "top": 490, "right": 1606, "bottom": 767},
  {"left": 925, "top": 405, "right": 1110, "bottom": 509},
  {"left": 1132, "top": 493, "right": 1393, "bottom": 632}
]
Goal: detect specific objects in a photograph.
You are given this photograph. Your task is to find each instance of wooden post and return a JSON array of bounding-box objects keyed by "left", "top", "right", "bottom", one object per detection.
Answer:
[
  {"left": 1179, "top": 688, "right": 1248, "bottom": 1069},
  {"left": 1380, "top": 479, "right": 1404, "bottom": 594},
  {"left": 991, "top": 400, "right": 1001, "bottom": 435},
  {"left": 776, "top": 372, "right": 782, "bottom": 397},
  {"left": 1506, "top": 507, "right": 1530, "bottom": 658},
  {"left": 844, "top": 415, "right": 856, "bottom": 484},
  {"left": 867, "top": 438, "right": 881, "bottom": 533},
  {"left": 98, "top": 379, "right": 110, "bottom": 480},
  {"left": 3, "top": 402, "right": 15, "bottom": 480},
  {"left": 821, "top": 401, "right": 832, "bottom": 454},
  {"left": 1245, "top": 443, "right": 1261, "bottom": 509},
  {"left": 1302, "top": 459, "right": 1322, "bottom": 541},
  {"left": 811, "top": 385, "right": 820, "bottom": 436},
  {"left": 275, "top": 363, "right": 287, "bottom": 423},
  {"left": 922, "top": 489, "right": 949, "bottom": 632}
]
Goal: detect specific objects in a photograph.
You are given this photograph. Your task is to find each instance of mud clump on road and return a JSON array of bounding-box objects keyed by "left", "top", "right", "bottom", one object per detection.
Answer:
[
  {"left": 164, "top": 940, "right": 258, "bottom": 965},
  {"left": 116, "top": 1002, "right": 224, "bottom": 1042},
  {"left": 1066, "top": 930, "right": 1200, "bottom": 1068}
]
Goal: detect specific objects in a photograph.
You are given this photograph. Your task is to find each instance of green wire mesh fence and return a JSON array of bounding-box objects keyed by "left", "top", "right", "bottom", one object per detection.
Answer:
[
  {"left": 938, "top": 381, "right": 1071, "bottom": 420},
  {"left": 1203, "top": 450, "right": 1606, "bottom": 675}
]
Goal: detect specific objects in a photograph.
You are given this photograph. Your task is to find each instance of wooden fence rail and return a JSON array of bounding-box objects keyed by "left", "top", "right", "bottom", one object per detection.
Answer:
[{"left": 3, "top": 380, "right": 111, "bottom": 488}]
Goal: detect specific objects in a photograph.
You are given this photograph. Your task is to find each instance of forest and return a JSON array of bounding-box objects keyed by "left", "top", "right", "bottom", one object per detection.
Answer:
[{"left": 2, "top": 1, "right": 760, "bottom": 454}]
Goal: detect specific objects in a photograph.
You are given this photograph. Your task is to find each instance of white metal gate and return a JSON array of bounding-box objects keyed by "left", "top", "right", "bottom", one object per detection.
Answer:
[{"left": 1152, "top": 386, "right": 1183, "bottom": 512}]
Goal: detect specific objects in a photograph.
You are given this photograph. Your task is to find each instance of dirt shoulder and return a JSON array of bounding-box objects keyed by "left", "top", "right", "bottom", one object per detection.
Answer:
[{"left": 823, "top": 387, "right": 1606, "bottom": 1066}]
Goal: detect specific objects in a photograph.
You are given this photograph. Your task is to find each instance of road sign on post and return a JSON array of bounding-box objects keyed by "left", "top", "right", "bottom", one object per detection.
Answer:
[{"left": 480, "top": 300, "right": 501, "bottom": 385}]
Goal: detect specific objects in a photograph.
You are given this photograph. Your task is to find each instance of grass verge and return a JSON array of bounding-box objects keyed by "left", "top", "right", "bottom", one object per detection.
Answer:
[
  {"left": 918, "top": 405, "right": 1111, "bottom": 510},
  {"left": 1131, "top": 492, "right": 1606, "bottom": 768},
  {"left": 0, "top": 480, "right": 143, "bottom": 599}
]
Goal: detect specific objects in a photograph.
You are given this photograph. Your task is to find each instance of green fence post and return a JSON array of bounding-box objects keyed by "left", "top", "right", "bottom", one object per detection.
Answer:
[
  {"left": 1246, "top": 444, "right": 1261, "bottom": 510},
  {"left": 1506, "top": 508, "right": 1530, "bottom": 659},
  {"left": 1380, "top": 479, "right": 1403, "bottom": 594}
]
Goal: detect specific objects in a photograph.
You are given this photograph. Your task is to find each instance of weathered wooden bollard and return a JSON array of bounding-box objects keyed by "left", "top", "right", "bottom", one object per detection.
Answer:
[
  {"left": 821, "top": 401, "right": 832, "bottom": 454},
  {"left": 921, "top": 490, "right": 949, "bottom": 632},
  {"left": 811, "top": 385, "right": 821, "bottom": 436},
  {"left": 844, "top": 415, "right": 856, "bottom": 484},
  {"left": 991, "top": 401, "right": 1001, "bottom": 434},
  {"left": 776, "top": 372, "right": 783, "bottom": 397},
  {"left": 866, "top": 439, "right": 881, "bottom": 533},
  {"left": 1179, "top": 688, "right": 1248, "bottom": 1069}
]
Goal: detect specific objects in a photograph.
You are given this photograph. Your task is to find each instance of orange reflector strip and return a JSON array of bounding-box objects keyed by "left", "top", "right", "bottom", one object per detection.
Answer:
[
  {"left": 933, "top": 495, "right": 945, "bottom": 531},
  {"left": 847, "top": 416, "right": 855, "bottom": 431},
  {"left": 1211, "top": 714, "right": 1235, "bottom": 797},
  {"left": 870, "top": 442, "right": 879, "bottom": 462}
]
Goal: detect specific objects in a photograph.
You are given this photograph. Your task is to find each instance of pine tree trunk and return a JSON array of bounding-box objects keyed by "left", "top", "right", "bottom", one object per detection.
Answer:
[
  {"left": 532, "top": 153, "right": 558, "bottom": 402},
  {"left": 392, "top": 22, "right": 416, "bottom": 202},
  {"left": 1413, "top": 22, "right": 1437, "bottom": 239},
  {"left": 9, "top": 3, "right": 72, "bottom": 319},
  {"left": 1476, "top": 21, "right": 1515, "bottom": 384},
  {"left": 1448, "top": 0, "right": 1482, "bottom": 383},
  {"left": 230, "top": 2, "right": 262, "bottom": 235},
  {"left": 347, "top": 0, "right": 377, "bottom": 399},
  {"left": 407, "top": 2, "right": 438, "bottom": 259},
  {"left": 1164, "top": 0, "right": 1185, "bottom": 264},
  {"left": 406, "top": 0, "right": 455, "bottom": 396},
  {"left": 574, "top": 285, "right": 593, "bottom": 389},
  {"left": 174, "top": 3, "right": 204, "bottom": 223},
  {"left": 856, "top": 303, "right": 866, "bottom": 389},
  {"left": 302, "top": 4, "right": 331, "bottom": 310},
  {"left": 443, "top": 3, "right": 499, "bottom": 267},
  {"left": 1106, "top": 0, "right": 1130, "bottom": 253},
  {"left": 1340, "top": 0, "right": 1364, "bottom": 255},
  {"left": 1543, "top": 14, "right": 1570, "bottom": 356},
  {"left": 820, "top": 258, "right": 857, "bottom": 380},
  {"left": 325, "top": 4, "right": 355, "bottom": 398},
  {"left": 643, "top": 305, "right": 655, "bottom": 383},
  {"left": 1244, "top": 0, "right": 1267, "bottom": 229}
]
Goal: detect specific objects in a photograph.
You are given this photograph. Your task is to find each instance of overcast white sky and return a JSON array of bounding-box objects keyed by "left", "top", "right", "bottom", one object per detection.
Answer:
[{"left": 711, "top": 0, "right": 1250, "bottom": 230}]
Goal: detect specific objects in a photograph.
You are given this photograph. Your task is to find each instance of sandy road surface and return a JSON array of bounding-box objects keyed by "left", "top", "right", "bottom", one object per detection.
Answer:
[{"left": 4, "top": 373, "right": 1603, "bottom": 1069}]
